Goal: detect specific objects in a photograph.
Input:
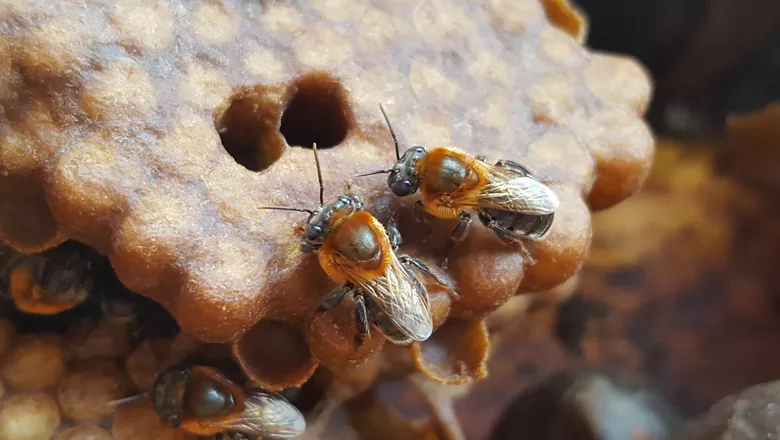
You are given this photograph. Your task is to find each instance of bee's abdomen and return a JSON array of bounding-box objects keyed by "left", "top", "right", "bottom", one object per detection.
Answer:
[{"left": 479, "top": 209, "right": 555, "bottom": 239}]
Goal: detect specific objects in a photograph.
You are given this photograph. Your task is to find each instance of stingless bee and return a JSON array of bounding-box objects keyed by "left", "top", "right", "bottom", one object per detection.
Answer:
[
  {"left": 0, "top": 246, "right": 93, "bottom": 315},
  {"left": 359, "top": 105, "right": 561, "bottom": 268},
  {"left": 259, "top": 143, "right": 452, "bottom": 347},
  {"left": 141, "top": 364, "right": 305, "bottom": 439}
]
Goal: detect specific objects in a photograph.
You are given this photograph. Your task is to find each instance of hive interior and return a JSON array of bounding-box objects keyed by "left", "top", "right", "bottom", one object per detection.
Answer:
[{"left": 0, "top": 0, "right": 656, "bottom": 436}]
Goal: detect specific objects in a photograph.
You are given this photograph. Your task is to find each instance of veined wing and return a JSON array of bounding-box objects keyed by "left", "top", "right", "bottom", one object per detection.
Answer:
[
  {"left": 453, "top": 163, "right": 559, "bottom": 215},
  {"left": 348, "top": 254, "right": 433, "bottom": 342},
  {"left": 223, "top": 388, "right": 306, "bottom": 439}
]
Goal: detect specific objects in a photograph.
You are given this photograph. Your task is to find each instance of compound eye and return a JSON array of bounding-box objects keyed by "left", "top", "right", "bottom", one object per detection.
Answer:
[
  {"left": 305, "top": 225, "right": 323, "bottom": 241},
  {"left": 412, "top": 146, "right": 426, "bottom": 154},
  {"left": 390, "top": 180, "right": 415, "bottom": 197}
]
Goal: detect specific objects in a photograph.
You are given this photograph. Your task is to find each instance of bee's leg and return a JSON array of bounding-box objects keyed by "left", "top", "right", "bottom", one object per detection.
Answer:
[
  {"left": 316, "top": 283, "right": 354, "bottom": 313},
  {"left": 400, "top": 261, "right": 431, "bottom": 298},
  {"left": 484, "top": 218, "right": 520, "bottom": 244},
  {"left": 399, "top": 256, "right": 445, "bottom": 287},
  {"left": 413, "top": 200, "right": 434, "bottom": 240},
  {"left": 441, "top": 212, "right": 471, "bottom": 269},
  {"left": 354, "top": 293, "right": 370, "bottom": 347},
  {"left": 399, "top": 256, "right": 460, "bottom": 300},
  {"left": 495, "top": 159, "right": 531, "bottom": 177},
  {"left": 386, "top": 217, "right": 402, "bottom": 251},
  {"left": 484, "top": 220, "right": 537, "bottom": 264},
  {"left": 406, "top": 268, "right": 427, "bottom": 297}
]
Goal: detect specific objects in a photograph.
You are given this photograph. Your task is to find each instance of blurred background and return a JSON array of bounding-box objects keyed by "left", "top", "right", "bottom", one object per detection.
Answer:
[{"left": 438, "top": 0, "right": 780, "bottom": 438}]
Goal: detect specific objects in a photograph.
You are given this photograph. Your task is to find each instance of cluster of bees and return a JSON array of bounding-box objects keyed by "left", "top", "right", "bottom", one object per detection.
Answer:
[{"left": 0, "top": 106, "right": 560, "bottom": 438}]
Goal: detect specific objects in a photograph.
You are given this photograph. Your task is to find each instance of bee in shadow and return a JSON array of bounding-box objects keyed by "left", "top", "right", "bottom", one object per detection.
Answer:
[
  {"left": 116, "top": 363, "right": 306, "bottom": 439},
  {"left": 0, "top": 245, "right": 93, "bottom": 315}
]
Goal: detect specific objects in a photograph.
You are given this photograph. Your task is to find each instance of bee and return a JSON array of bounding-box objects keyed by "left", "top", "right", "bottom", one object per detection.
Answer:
[
  {"left": 259, "top": 143, "right": 451, "bottom": 347},
  {"left": 150, "top": 364, "right": 306, "bottom": 439},
  {"left": 359, "top": 105, "right": 561, "bottom": 268},
  {"left": 0, "top": 246, "right": 93, "bottom": 315}
]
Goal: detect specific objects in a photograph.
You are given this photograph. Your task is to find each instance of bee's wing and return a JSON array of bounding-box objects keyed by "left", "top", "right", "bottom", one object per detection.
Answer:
[
  {"left": 224, "top": 388, "right": 306, "bottom": 439},
  {"left": 455, "top": 164, "right": 560, "bottom": 215},
  {"left": 353, "top": 255, "right": 433, "bottom": 342}
]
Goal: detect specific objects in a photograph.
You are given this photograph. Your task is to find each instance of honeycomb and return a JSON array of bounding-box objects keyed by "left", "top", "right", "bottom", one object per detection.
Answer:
[
  {"left": 0, "top": 309, "right": 284, "bottom": 440},
  {"left": 0, "top": 0, "right": 654, "bottom": 391},
  {"left": 0, "top": 320, "right": 126, "bottom": 439}
]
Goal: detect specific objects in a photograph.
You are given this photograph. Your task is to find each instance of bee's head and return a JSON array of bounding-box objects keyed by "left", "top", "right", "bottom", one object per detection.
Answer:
[
  {"left": 300, "top": 221, "right": 324, "bottom": 253},
  {"left": 152, "top": 365, "right": 190, "bottom": 427},
  {"left": 301, "top": 195, "right": 363, "bottom": 252},
  {"left": 388, "top": 146, "right": 426, "bottom": 197}
]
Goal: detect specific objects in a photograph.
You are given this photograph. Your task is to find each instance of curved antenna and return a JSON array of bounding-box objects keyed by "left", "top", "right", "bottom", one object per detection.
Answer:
[
  {"left": 378, "top": 104, "right": 401, "bottom": 160},
  {"left": 312, "top": 142, "right": 325, "bottom": 205},
  {"left": 257, "top": 206, "right": 315, "bottom": 215}
]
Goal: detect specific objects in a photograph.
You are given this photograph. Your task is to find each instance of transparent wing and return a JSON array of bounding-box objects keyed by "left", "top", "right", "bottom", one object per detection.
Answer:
[
  {"left": 349, "top": 254, "right": 433, "bottom": 342},
  {"left": 226, "top": 388, "right": 306, "bottom": 439},
  {"left": 453, "top": 164, "right": 560, "bottom": 215}
]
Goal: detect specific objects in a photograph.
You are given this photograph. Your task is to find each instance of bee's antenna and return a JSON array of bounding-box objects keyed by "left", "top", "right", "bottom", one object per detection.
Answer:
[
  {"left": 107, "top": 392, "right": 149, "bottom": 409},
  {"left": 354, "top": 169, "right": 392, "bottom": 177},
  {"left": 378, "top": 104, "right": 401, "bottom": 161},
  {"left": 257, "top": 206, "right": 316, "bottom": 215},
  {"left": 312, "top": 142, "right": 325, "bottom": 205}
]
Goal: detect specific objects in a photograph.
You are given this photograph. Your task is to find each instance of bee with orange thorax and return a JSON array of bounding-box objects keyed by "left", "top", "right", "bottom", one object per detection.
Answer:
[
  {"left": 359, "top": 105, "right": 561, "bottom": 268},
  {"left": 262, "top": 144, "right": 451, "bottom": 347},
  {"left": 1, "top": 246, "right": 92, "bottom": 315}
]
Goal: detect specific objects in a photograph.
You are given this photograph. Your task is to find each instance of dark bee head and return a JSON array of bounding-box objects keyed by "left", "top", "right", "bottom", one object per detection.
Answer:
[
  {"left": 152, "top": 365, "right": 239, "bottom": 428},
  {"left": 301, "top": 194, "right": 364, "bottom": 252},
  {"left": 388, "top": 146, "right": 426, "bottom": 197},
  {"left": 152, "top": 365, "right": 190, "bottom": 427}
]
